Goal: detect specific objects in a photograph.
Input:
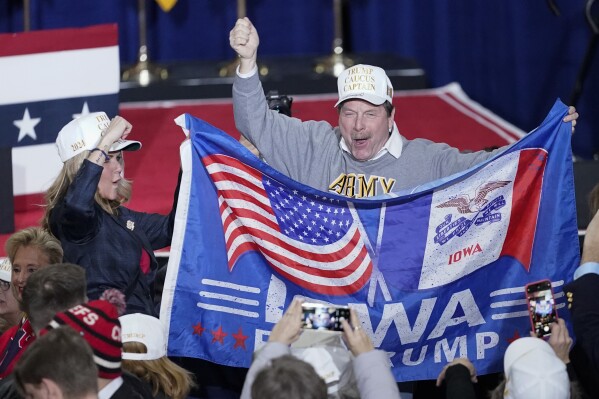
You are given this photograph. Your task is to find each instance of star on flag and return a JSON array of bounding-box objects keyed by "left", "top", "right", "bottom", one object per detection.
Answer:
[
  {"left": 192, "top": 322, "right": 205, "bottom": 336},
  {"left": 13, "top": 108, "right": 41, "bottom": 142},
  {"left": 72, "top": 102, "right": 91, "bottom": 119},
  {"left": 210, "top": 326, "right": 228, "bottom": 344},
  {"left": 232, "top": 328, "right": 248, "bottom": 350}
]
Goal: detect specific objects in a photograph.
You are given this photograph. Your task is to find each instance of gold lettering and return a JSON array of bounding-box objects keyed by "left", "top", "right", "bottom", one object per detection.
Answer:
[
  {"left": 380, "top": 178, "right": 396, "bottom": 194},
  {"left": 347, "top": 66, "right": 373, "bottom": 75},
  {"left": 328, "top": 174, "right": 347, "bottom": 195},
  {"left": 95, "top": 114, "right": 110, "bottom": 134},
  {"left": 344, "top": 75, "right": 376, "bottom": 85},
  {"left": 330, "top": 174, "right": 397, "bottom": 198},
  {"left": 70, "top": 140, "right": 85, "bottom": 152},
  {"left": 343, "top": 83, "right": 376, "bottom": 92},
  {"left": 344, "top": 174, "right": 356, "bottom": 198},
  {"left": 357, "top": 175, "right": 378, "bottom": 198}
]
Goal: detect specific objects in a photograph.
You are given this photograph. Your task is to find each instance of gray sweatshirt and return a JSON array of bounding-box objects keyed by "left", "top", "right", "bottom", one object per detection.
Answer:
[
  {"left": 233, "top": 73, "right": 499, "bottom": 198},
  {"left": 240, "top": 342, "right": 402, "bottom": 399}
]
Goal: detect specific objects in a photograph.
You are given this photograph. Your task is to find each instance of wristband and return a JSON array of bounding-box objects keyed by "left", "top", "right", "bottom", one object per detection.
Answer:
[{"left": 90, "top": 148, "right": 109, "bottom": 162}]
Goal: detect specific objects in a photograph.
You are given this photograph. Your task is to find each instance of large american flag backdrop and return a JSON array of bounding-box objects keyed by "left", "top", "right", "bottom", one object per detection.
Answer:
[
  {"left": 0, "top": 24, "right": 119, "bottom": 196},
  {"left": 161, "top": 100, "right": 579, "bottom": 382}
]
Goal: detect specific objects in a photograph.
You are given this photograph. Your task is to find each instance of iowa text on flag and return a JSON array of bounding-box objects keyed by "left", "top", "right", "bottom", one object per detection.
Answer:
[{"left": 161, "top": 100, "right": 579, "bottom": 382}]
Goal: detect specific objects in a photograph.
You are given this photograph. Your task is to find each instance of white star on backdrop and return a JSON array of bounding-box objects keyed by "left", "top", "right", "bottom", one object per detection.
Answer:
[
  {"left": 13, "top": 108, "right": 41, "bottom": 142},
  {"left": 72, "top": 102, "right": 91, "bottom": 119}
]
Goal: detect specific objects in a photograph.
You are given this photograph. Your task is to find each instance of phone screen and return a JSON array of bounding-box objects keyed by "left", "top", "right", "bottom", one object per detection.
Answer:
[
  {"left": 301, "top": 303, "right": 350, "bottom": 332},
  {"left": 526, "top": 280, "right": 557, "bottom": 337}
]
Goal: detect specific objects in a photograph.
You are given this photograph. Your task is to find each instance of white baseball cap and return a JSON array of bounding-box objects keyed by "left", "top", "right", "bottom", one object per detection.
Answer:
[
  {"left": 120, "top": 313, "right": 167, "bottom": 361},
  {"left": 0, "top": 257, "right": 11, "bottom": 283},
  {"left": 56, "top": 112, "right": 142, "bottom": 162},
  {"left": 503, "top": 337, "right": 569, "bottom": 399},
  {"left": 334, "top": 64, "right": 393, "bottom": 107}
]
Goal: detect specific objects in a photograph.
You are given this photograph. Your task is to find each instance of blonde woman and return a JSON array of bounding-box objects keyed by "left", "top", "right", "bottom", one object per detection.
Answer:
[
  {"left": 120, "top": 313, "right": 195, "bottom": 399},
  {"left": 43, "top": 112, "right": 180, "bottom": 316},
  {"left": 0, "top": 227, "right": 63, "bottom": 378}
]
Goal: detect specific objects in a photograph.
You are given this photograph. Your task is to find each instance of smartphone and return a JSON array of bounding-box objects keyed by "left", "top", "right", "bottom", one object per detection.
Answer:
[
  {"left": 525, "top": 279, "right": 558, "bottom": 337},
  {"left": 301, "top": 303, "right": 350, "bottom": 332}
]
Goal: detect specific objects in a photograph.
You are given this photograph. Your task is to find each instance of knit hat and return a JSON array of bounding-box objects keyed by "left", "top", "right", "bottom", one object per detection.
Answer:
[
  {"left": 503, "top": 337, "right": 569, "bottom": 399},
  {"left": 0, "top": 257, "right": 11, "bottom": 283},
  {"left": 56, "top": 112, "right": 141, "bottom": 162},
  {"left": 120, "top": 313, "right": 167, "bottom": 361},
  {"left": 41, "top": 300, "right": 122, "bottom": 379},
  {"left": 335, "top": 64, "right": 393, "bottom": 107}
]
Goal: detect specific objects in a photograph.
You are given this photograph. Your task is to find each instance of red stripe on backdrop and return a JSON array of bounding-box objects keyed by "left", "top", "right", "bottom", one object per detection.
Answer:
[
  {"left": 0, "top": 24, "right": 117, "bottom": 57},
  {"left": 394, "top": 94, "right": 514, "bottom": 150},
  {"left": 2, "top": 88, "right": 523, "bottom": 256},
  {"left": 442, "top": 91, "right": 523, "bottom": 142}
]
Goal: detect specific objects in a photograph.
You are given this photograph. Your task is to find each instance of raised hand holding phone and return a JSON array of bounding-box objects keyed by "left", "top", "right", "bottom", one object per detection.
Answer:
[
  {"left": 269, "top": 298, "right": 304, "bottom": 345},
  {"left": 341, "top": 308, "right": 374, "bottom": 357},
  {"left": 301, "top": 302, "right": 350, "bottom": 332},
  {"left": 546, "top": 319, "right": 572, "bottom": 363},
  {"left": 525, "top": 279, "right": 558, "bottom": 338}
]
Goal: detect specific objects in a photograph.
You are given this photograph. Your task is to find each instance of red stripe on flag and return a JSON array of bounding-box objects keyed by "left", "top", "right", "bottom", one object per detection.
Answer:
[
  {"left": 219, "top": 195, "right": 279, "bottom": 231},
  {"left": 222, "top": 209, "right": 372, "bottom": 293},
  {"left": 208, "top": 154, "right": 373, "bottom": 295},
  {"left": 501, "top": 149, "right": 547, "bottom": 271},
  {"left": 224, "top": 214, "right": 363, "bottom": 267},
  {"left": 273, "top": 260, "right": 373, "bottom": 296},
  {"left": 225, "top": 222, "right": 366, "bottom": 274},
  {"left": 204, "top": 154, "right": 263, "bottom": 181},
  {"left": 0, "top": 24, "right": 118, "bottom": 57}
]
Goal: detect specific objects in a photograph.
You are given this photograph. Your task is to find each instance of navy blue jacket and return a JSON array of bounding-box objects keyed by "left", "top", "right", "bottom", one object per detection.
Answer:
[
  {"left": 563, "top": 273, "right": 599, "bottom": 396},
  {"left": 49, "top": 160, "right": 179, "bottom": 315}
]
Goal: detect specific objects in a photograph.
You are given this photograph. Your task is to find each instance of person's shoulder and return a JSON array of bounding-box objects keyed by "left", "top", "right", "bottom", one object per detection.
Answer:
[
  {"left": 0, "top": 376, "right": 23, "bottom": 399},
  {"left": 0, "top": 324, "right": 19, "bottom": 337},
  {"left": 118, "top": 371, "right": 154, "bottom": 399},
  {"left": 403, "top": 136, "right": 449, "bottom": 148},
  {"left": 565, "top": 271, "right": 599, "bottom": 293},
  {"left": 117, "top": 206, "right": 133, "bottom": 217},
  {"left": 401, "top": 136, "right": 454, "bottom": 159},
  {"left": 0, "top": 325, "right": 20, "bottom": 348}
]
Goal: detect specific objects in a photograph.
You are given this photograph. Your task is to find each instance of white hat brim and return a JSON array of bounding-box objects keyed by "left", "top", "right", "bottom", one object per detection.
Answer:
[
  {"left": 110, "top": 139, "right": 142, "bottom": 153},
  {"left": 334, "top": 93, "right": 387, "bottom": 108}
]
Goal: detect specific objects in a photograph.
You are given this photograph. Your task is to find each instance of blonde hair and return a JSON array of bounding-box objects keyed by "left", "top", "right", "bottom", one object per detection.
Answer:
[
  {"left": 121, "top": 342, "right": 195, "bottom": 399},
  {"left": 5, "top": 227, "right": 63, "bottom": 265},
  {"left": 42, "top": 151, "right": 132, "bottom": 230}
]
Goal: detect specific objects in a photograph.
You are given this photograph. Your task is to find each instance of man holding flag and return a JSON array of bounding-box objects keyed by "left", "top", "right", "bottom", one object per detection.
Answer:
[
  {"left": 228, "top": 17, "right": 578, "bottom": 198},
  {"left": 160, "top": 17, "right": 582, "bottom": 389}
]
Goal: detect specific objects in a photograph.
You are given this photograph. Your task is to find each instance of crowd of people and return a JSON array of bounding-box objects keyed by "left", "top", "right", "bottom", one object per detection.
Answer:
[{"left": 0, "top": 16, "right": 594, "bottom": 399}]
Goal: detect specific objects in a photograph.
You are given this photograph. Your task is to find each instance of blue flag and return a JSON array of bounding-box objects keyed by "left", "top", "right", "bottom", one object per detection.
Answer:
[{"left": 161, "top": 100, "right": 579, "bottom": 382}]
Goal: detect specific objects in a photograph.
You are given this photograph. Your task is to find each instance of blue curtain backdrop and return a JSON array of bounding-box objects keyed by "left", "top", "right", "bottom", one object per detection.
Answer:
[{"left": 1, "top": 0, "right": 596, "bottom": 158}]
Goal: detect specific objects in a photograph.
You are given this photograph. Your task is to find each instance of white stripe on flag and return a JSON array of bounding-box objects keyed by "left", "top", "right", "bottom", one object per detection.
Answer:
[
  {"left": 0, "top": 46, "right": 119, "bottom": 105},
  {"left": 211, "top": 157, "right": 372, "bottom": 291},
  {"left": 12, "top": 143, "right": 63, "bottom": 195}
]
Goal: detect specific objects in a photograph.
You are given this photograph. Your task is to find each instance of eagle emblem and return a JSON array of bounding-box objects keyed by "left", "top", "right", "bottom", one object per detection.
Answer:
[{"left": 436, "top": 181, "right": 511, "bottom": 214}]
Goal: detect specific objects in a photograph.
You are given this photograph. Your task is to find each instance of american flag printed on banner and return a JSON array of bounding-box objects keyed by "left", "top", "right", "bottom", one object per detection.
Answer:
[
  {"left": 161, "top": 100, "right": 580, "bottom": 382},
  {"left": 204, "top": 154, "right": 372, "bottom": 295}
]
